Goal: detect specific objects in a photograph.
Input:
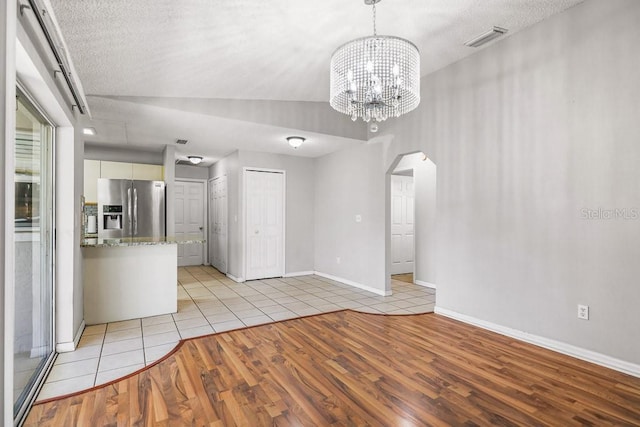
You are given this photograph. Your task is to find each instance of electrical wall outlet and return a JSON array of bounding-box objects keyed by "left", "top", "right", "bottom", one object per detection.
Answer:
[{"left": 578, "top": 304, "right": 589, "bottom": 320}]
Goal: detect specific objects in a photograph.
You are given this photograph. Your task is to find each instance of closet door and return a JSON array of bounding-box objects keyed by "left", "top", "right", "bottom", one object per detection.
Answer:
[{"left": 245, "top": 169, "right": 284, "bottom": 280}]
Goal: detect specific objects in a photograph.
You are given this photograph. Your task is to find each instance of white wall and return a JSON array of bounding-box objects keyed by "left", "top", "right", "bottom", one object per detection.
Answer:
[
  {"left": 176, "top": 164, "right": 208, "bottom": 180},
  {"left": 376, "top": 0, "right": 640, "bottom": 366},
  {"left": 314, "top": 143, "right": 386, "bottom": 293},
  {"left": 238, "top": 150, "right": 315, "bottom": 275},
  {"left": 414, "top": 159, "right": 437, "bottom": 286},
  {"left": 55, "top": 127, "right": 81, "bottom": 351},
  {"left": 209, "top": 150, "right": 315, "bottom": 280},
  {"left": 84, "top": 143, "right": 163, "bottom": 164}
]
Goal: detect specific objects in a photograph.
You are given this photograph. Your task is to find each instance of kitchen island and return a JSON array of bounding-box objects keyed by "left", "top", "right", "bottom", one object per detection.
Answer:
[{"left": 82, "top": 235, "right": 204, "bottom": 325}]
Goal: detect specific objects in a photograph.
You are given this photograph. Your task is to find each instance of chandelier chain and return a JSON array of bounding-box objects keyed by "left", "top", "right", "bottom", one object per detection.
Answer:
[{"left": 372, "top": 2, "right": 377, "bottom": 36}]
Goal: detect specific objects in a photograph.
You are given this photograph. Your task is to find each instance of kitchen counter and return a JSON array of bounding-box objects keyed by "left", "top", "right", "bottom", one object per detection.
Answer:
[
  {"left": 82, "top": 234, "right": 205, "bottom": 324},
  {"left": 81, "top": 234, "right": 205, "bottom": 248}
]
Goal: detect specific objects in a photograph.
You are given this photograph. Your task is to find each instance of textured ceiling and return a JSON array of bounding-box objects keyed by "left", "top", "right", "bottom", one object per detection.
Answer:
[
  {"left": 49, "top": 0, "right": 584, "bottom": 160},
  {"left": 51, "top": 0, "right": 584, "bottom": 100}
]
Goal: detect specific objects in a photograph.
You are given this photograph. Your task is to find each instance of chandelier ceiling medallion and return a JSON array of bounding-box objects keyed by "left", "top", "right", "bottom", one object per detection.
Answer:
[{"left": 330, "top": 0, "right": 420, "bottom": 132}]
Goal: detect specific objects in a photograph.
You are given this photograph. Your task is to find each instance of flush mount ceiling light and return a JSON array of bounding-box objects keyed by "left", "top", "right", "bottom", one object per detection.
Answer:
[
  {"left": 82, "top": 127, "right": 96, "bottom": 135},
  {"left": 187, "top": 155, "right": 203, "bottom": 165},
  {"left": 464, "top": 26, "right": 508, "bottom": 48},
  {"left": 330, "top": 0, "right": 420, "bottom": 133},
  {"left": 286, "top": 136, "right": 305, "bottom": 149}
]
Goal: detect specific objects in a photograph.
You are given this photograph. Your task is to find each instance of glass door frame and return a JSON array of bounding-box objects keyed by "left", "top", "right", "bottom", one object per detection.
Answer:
[{"left": 13, "top": 82, "right": 57, "bottom": 424}]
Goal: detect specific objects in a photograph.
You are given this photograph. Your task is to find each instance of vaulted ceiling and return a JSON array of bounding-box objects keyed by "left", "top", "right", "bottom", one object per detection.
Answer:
[{"left": 49, "top": 0, "right": 584, "bottom": 164}]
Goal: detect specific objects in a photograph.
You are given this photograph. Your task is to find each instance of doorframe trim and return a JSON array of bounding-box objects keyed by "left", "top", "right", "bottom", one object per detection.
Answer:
[
  {"left": 242, "top": 167, "right": 286, "bottom": 281},
  {"left": 175, "top": 178, "right": 208, "bottom": 265},
  {"left": 208, "top": 175, "right": 228, "bottom": 273}
]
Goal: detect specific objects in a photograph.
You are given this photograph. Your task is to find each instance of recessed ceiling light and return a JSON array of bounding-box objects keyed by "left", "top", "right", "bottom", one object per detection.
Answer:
[
  {"left": 464, "top": 26, "right": 508, "bottom": 48},
  {"left": 83, "top": 127, "right": 96, "bottom": 135},
  {"left": 187, "top": 155, "right": 203, "bottom": 165},
  {"left": 286, "top": 136, "right": 305, "bottom": 149}
]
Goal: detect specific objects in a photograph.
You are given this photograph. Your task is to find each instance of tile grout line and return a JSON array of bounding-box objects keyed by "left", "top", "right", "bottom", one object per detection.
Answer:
[
  {"left": 191, "top": 274, "right": 222, "bottom": 332},
  {"left": 93, "top": 327, "right": 108, "bottom": 387},
  {"left": 139, "top": 318, "right": 147, "bottom": 367}
]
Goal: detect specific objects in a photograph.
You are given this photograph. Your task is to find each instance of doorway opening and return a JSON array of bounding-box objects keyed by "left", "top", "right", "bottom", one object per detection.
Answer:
[{"left": 385, "top": 151, "right": 437, "bottom": 295}]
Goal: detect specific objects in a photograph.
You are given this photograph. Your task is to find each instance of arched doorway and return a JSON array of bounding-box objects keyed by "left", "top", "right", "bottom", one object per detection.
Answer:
[{"left": 384, "top": 151, "right": 437, "bottom": 295}]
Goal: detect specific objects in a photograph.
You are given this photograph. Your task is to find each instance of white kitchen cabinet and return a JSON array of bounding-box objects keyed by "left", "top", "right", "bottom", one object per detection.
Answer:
[
  {"left": 84, "top": 161, "right": 165, "bottom": 203},
  {"left": 83, "top": 160, "right": 101, "bottom": 203},
  {"left": 132, "top": 163, "right": 164, "bottom": 181},
  {"left": 100, "top": 161, "right": 133, "bottom": 179}
]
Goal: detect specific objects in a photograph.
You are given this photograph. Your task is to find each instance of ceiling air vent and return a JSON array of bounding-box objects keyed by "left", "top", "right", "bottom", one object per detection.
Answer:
[
  {"left": 176, "top": 139, "right": 188, "bottom": 145},
  {"left": 464, "top": 26, "right": 508, "bottom": 48},
  {"left": 175, "top": 159, "right": 193, "bottom": 165}
]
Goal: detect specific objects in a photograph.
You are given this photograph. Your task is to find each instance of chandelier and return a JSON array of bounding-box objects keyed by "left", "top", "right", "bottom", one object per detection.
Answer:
[{"left": 330, "top": 0, "right": 420, "bottom": 132}]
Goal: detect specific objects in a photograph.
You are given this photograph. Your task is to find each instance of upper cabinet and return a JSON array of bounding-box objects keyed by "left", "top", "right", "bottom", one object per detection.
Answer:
[
  {"left": 132, "top": 163, "right": 164, "bottom": 181},
  {"left": 100, "top": 161, "right": 133, "bottom": 179},
  {"left": 84, "top": 160, "right": 164, "bottom": 203}
]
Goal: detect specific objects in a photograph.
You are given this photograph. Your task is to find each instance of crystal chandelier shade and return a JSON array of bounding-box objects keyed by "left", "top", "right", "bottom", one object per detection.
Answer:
[{"left": 329, "top": 1, "right": 420, "bottom": 125}]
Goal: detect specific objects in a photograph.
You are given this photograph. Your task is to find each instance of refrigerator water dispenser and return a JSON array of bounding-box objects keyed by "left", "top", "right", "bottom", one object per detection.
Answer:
[{"left": 102, "top": 205, "right": 123, "bottom": 230}]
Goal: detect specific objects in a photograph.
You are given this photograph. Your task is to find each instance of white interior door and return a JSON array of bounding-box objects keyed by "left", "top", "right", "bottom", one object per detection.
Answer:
[
  {"left": 390, "top": 174, "right": 415, "bottom": 275},
  {"left": 209, "top": 176, "right": 227, "bottom": 273},
  {"left": 175, "top": 180, "right": 205, "bottom": 266},
  {"left": 245, "top": 169, "right": 285, "bottom": 280}
]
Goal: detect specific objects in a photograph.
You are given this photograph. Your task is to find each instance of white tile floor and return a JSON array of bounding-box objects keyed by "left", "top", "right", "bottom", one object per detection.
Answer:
[{"left": 37, "top": 266, "right": 435, "bottom": 401}]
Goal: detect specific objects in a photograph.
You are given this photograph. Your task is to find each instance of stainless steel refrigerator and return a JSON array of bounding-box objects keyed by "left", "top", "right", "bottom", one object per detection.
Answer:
[{"left": 98, "top": 179, "right": 166, "bottom": 238}]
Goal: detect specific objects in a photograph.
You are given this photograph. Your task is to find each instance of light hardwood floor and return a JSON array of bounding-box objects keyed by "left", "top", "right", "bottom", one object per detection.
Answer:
[{"left": 25, "top": 310, "right": 640, "bottom": 426}]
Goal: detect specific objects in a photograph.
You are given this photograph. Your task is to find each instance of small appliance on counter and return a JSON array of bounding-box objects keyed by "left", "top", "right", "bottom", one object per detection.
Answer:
[
  {"left": 98, "top": 179, "right": 166, "bottom": 238},
  {"left": 86, "top": 215, "right": 97, "bottom": 234}
]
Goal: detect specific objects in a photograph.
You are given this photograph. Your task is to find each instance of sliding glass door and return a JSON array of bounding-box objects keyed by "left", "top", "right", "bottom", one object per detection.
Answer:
[{"left": 13, "top": 88, "right": 55, "bottom": 420}]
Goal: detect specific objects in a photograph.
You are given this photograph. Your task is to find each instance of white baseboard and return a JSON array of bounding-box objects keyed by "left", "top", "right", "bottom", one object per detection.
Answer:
[
  {"left": 415, "top": 280, "right": 436, "bottom": 289},
  {"left": 284, "top": 271, "right": 314, "bottom": 277},
  {"left": 56, "top": 319, "right": 86, "bottom": 353},
  {"left": 435, "top": 307, "right": 640, "bottom": 378},
  {"left": 314, "top": 271, "right": 391, "bottom": 296},
  {"left": 226, "top": 273, "right": 245, "bottom": 283}
]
